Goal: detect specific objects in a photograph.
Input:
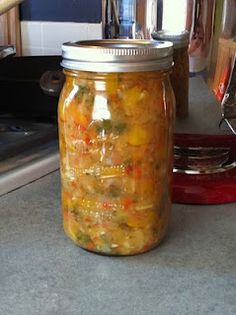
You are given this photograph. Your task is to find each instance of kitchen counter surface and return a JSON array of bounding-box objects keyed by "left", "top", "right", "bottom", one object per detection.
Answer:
[
  {"left": 0, "top": 76, "right": 236, "bottom": 315},
  {"left": 0, "top": 170, "right": 235, "bottom": 315}
]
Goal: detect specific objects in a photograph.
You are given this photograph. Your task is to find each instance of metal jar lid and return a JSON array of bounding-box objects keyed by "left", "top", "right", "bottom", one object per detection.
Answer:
[
  {"left": 152, "top": 30, "right": 189, "bottom": 48},
  {"left": 61, "top": 39, "right": 173, "bottom": 73}
]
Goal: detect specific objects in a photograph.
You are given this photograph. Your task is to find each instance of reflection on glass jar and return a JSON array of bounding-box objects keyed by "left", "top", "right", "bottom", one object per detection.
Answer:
[{"left": 58, "top": 40, "right": 175, "bottom": 255}]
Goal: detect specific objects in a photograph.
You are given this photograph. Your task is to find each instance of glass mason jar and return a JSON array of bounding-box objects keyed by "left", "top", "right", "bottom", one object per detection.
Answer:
[
  {"left": 58, "top": 40, "right": 175, "bottom": 256},
  {"left": 153, "top": 30, "right": 189, "bottom": 118}
]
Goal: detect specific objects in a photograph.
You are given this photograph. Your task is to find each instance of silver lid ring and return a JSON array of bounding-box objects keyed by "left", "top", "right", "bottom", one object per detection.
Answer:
[{"left": 61, "top": 39, "right": 173, "bottom": 72}]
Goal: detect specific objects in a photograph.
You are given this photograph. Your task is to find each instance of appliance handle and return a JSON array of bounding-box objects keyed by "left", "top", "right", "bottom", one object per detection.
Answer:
[{"left": 39, "top": 70, "right": 65, "bottom": 97}]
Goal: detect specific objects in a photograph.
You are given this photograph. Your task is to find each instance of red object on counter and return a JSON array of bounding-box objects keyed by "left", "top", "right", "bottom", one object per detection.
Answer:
[
  {"left": 172, "top": 133, "right": 236, "bottom": 204},
  {"left": 214, "top": 59, "right": 232, "bottom": 102}
]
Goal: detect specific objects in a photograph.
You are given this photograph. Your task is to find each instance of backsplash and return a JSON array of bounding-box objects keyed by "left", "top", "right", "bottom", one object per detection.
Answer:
[
  {"left": 21, "top": 21, "right": 102, "bottom": 56},
  {"left": 20, "top": 0, "right": 102, "bottom": 56}
]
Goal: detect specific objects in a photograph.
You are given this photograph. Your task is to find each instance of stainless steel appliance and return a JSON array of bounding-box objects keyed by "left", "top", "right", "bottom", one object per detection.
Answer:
[
  {"left": 102, "top": 1, "right": 236, "bottom": 205},
  {"left": 0, "top": 51, "right": 62, "bottom": 196}
]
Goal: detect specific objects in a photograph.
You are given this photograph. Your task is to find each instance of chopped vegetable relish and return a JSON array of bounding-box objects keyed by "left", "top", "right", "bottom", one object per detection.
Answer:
[{"left": 58, "top": 70, "right": 174, "bottom": 255}]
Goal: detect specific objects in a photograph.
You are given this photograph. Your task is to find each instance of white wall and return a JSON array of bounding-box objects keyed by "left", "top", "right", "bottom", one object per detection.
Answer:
[{"left": 21, "top": 21, "right": 102, "bottom": 56}]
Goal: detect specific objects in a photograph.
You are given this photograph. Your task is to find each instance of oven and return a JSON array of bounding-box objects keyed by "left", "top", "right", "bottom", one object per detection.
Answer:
[{"left": 0, "top": 53, "right": 63, "bottom": 196}]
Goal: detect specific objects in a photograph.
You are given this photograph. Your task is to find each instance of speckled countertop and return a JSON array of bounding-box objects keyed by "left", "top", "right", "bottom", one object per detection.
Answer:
[
  {"left": 0, "top": 172, "right": 236, "bottom": 315},
  {"left": 0, "top": 77, "right": 236, "bottom": 315}
]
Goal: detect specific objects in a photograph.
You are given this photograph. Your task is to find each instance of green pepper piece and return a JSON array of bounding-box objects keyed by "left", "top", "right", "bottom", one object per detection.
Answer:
[
  {"left": 114, "top": 122, "right": 127, "bottom": 134},
  {"left": 96, "top": 119, "right": 112, "bottom": 134},
  {"left": 77, "top": 232, "right": 91, "bottom": 245}
]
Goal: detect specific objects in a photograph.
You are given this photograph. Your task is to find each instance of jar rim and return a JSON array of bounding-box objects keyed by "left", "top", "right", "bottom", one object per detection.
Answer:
[
  {"left": 152, "top": 30, "right": 189, "bottom": 48},
  {"left": 61, "top": 39, "right": 173, "bottom": 72}
]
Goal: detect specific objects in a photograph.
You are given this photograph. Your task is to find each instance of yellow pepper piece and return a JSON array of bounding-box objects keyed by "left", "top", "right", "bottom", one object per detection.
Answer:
[
  {"left": 127, "top": 210, "right": 157, "bottom": 228},
  {"left": 127, "top": 125, "right": 151, "bottom": 146},
  {"left": 123, "top": 86, "right": 143, "bottom": 115},
  {"left": 106, "top": 73, "right": 119, "bottom": 95}
]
